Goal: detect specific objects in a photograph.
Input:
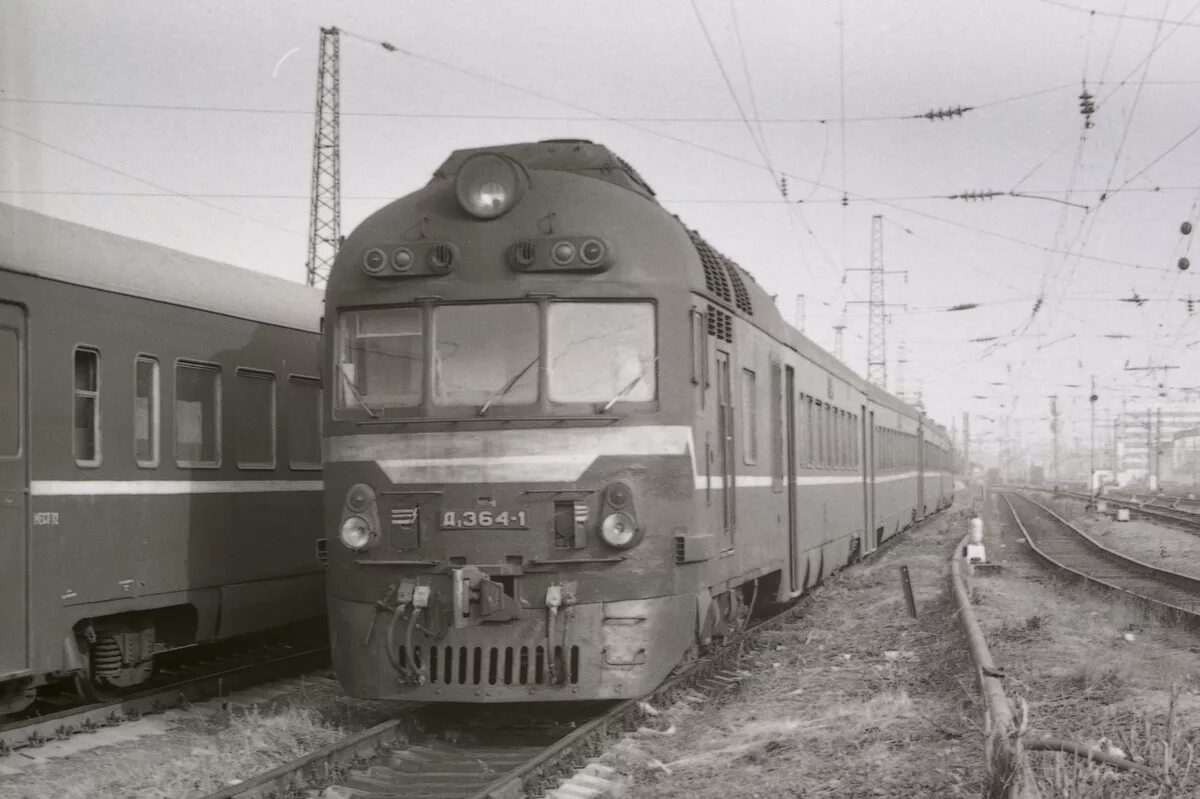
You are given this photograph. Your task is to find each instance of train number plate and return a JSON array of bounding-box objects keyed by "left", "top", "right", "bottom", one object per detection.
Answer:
[{"left": 441, "top": 510, "right": 528, "bottom": 529}]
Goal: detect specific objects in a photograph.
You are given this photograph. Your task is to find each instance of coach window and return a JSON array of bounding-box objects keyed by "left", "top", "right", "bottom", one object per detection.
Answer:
[
  {"left": 235, "top": 369, "right": 275, "bottom": 469},
  {"left": 73, "top": 347, "right": 100, "bottom": 466},
  {"left": 134, "top": 355, "right": 160, "bottom": 467},
  {"left": 0, "top": 328, "right": 19, "bottom": 457},
  {"left": 804, "top": 395, "right": 814, "bottom": 465},
  {"left": 287, "top": 376, "right": 322, "bottom": 469},
  {"left": 336, "top": 307, "right": 423, "bottom": 415},
  {"left": 740, "top": 369, "right": 757, "bottom": 464},
  {"left": 176, "top": 361, "right": 220, "bottom": 468},
  {"left": 548, "top": 302, "right": 656, "bottom": 405}
]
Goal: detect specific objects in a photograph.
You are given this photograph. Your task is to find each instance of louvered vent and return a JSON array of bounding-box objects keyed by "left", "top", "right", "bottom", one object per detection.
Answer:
[
  {"left": 688, "top": 229, "right": 732, "bottom": 305},
  {"left": 725, "top": 263, "right": 753, "bottom": 315},
  {"left": 707, "top": 304, "right": 733, "bottom": 342}
]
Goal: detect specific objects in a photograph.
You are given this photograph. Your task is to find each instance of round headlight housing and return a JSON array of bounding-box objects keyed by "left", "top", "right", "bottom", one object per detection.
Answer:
[
  {"left": 339, "top": 516, "right": 374, "bottom": 551},
  {"left": 454, "top": 153, "right": 524, "bottom": 219},
  {"left": 600, "top": 512, "right": 639, "bottom": 549},
  {"left": 345, "top": 483, "right": 373, "bottom": 513}
]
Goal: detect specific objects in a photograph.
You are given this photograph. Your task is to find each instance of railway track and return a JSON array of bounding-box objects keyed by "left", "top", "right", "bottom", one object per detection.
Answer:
[
  {"left": 1044, "top": 488, "right": 1200, "bottom": 533},
  {"left": 201, "top": 511, "right": 944, "bottom": 799},
  {"left": 0, "top": 628, "right": 329, "bottom": 755},
  {"left": 1002, "top": 492, "right": 1200, "bottom": 617}
]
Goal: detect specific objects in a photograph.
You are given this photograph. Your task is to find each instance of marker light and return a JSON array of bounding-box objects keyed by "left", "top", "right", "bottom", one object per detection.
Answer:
[
  {"left": 455, "top": 153, "right": 524, "bottom": 219},
  {"left": 345, "top": 483, "right": 373, "bottom": 513},
  {"left": 339, "top": 516, "right": 374, "bottom": 551},
  {"left": 391, "top": 248, "right": 414, "bottom": 272},
  {"left": 580, "top": 239, "right": 606, "bottom": 265},
  {"left": 600, "top": 512, "right": 638, "bottom": 549},
  {"left": 363, "top": 248, "right": 387, "bottom": 274},
  {"left": 552, "top": 241, "right": 576, "bottom": 265}
]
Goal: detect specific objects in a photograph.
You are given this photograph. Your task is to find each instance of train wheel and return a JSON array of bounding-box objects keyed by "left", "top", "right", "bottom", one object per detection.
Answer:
[{"left": 0, "top": 679, "right": 36, "bottom": 715}]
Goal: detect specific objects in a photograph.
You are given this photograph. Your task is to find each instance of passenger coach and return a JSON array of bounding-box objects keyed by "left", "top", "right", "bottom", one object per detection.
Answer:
[
  {"left": 322, "top": 141, "right": 954, "bottom": 702},
  {"left": 0, "top": 204, "right": 325, "bottom": 712}
]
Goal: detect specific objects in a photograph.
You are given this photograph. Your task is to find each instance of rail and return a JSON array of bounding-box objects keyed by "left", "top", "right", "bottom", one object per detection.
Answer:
[{"left": 1002, "top": 492, "right": 1200, "bottom": 618}]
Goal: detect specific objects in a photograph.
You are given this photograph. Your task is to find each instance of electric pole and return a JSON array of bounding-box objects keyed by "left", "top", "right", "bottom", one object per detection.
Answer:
[
  {"left": 963, "top": 411, "right": 970, "bottom": 476},
  {"left": 1089, "top": 376, "right": 1097, "bottom": 495},
  {"left": 1049, "top": 395, "right": 1059, "bottom": 483},
  {"left": 306, "top": 26, "right": 342, "bottom": 287},
  {"left": 844, "top": 215, "right": 906, "bottom": 390}
]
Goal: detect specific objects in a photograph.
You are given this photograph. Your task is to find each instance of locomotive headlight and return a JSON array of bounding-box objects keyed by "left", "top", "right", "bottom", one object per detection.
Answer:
[
  {"left": 600, "top": 512, "right": 639, "bottom": 549},
  {"left": 339, "top": 516, "right": 374, "bottom": 551},
  {"left": 455, "top": 153, "right": 524, "bottom": 219}
]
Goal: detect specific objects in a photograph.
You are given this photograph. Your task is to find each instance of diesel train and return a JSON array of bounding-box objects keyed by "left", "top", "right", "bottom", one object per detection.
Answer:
[
  {"left": 323, "top": 140, "right": 955, "bottom": 702},
  {"left": 0, "top": 203, "right": 325, "bottom": 713}
]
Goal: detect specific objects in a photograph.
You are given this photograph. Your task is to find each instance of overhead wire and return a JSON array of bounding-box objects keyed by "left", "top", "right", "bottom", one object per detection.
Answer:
[
  {"left": 0, "top": 122, "right": 301, "bottom": 237},
  {"left": 0, "top": 83, "right": 1087, "bottom": 123}
]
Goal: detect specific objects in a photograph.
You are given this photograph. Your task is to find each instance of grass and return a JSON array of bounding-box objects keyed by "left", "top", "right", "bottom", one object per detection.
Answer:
[
  {"left": 974, "top": 493, "right": 1200, "bottom": 797},
  {"left": 0, "top": 679, "right": 398, "bottom": 799},
  {"left": 602, "top": 515, "right": 988, "bottom": 798}
]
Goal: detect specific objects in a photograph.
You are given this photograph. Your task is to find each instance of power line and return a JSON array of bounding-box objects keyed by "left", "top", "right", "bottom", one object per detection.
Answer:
[
  {"left": 16, "top": 83, "right": 1190, "bottom": 123},
  {"left": 1028, "top": 0, "right": 1200, "bottom": 28},
  {"left": 0, "top": 122, "right": 301, "bottom": 237}
]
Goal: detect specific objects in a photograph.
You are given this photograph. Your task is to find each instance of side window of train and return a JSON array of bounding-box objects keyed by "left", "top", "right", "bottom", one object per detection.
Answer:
[
  {"left": 0, "top": 326, "right": 17, "bottom": 458},
  {"left": 134, "top": 355, "right": 160, "bottom": 468},
  {"left": 740, "top": 369, "right": 757, "bottom": 465},
  {"left": 175, "top": 360, "right": 221, "bottom": 468},
  {"left": 287, "top": 376, "right": 322, "bottom": 470},
  {"left": 235, "top": 369, "right": 276, "bottom": 469},
  {"left": 73, "top": 347, "right": 101, "bottom": 467}
]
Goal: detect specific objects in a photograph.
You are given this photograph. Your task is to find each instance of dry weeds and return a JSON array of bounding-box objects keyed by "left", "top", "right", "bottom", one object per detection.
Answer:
[
  {"left": 973, "top": 491, "right": 1200, "bottom": 797},
  {"left": 606, "top": 515, "right": 987, "bottom": 798},
  {"left": 0, "top": 679, "right": 397, "bottom": 799}
]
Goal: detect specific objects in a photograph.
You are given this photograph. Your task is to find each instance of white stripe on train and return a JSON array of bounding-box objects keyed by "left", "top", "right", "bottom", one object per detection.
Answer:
[
  {"left": 328, "top": 427, "right": 952, "bottom": 487},
  {"left": 29, "top": 480, "right": 323, "bottom": 496}
]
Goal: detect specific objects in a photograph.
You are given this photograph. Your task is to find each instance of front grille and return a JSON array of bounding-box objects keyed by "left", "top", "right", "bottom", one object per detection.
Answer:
[{"left": 398, "top": 644, "right": 581, "bottom": 686}]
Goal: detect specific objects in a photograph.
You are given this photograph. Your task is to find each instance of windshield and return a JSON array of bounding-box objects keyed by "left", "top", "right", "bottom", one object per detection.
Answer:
[
  {"left": 334, "top": 301, "right": 655, "bottom": 415},
  {"left": 433, "top": 303, "right": 538, "bottom": 407},
  {"left": 548, "top": 303, "right": 656, "bottom": 403},
  {"left": 336, "top": 308, "right": 423, "bottom": 411}
]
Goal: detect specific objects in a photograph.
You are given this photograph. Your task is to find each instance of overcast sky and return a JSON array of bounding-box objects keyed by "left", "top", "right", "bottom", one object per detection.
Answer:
[{"left": 4, "top": 0, "right": 1200, "bottom": 464}]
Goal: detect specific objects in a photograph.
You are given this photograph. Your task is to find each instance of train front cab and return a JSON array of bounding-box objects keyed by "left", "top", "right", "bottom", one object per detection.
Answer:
[{"left": 325, "top": 291, "right": 705, "bottom": 702}]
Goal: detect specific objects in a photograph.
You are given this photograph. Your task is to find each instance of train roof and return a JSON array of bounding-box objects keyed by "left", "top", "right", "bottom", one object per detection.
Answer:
[{"left": 0, "top": 203, "right": 322, "bottom": 333}]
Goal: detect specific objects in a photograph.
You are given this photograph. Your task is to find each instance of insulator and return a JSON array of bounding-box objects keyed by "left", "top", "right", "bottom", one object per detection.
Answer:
[
  {"left": 1182, "top": 221, "right": 1193, "bottom": 235},
  {"left": 1180, "top": 257, "right": 1191, "bottom": 271}
]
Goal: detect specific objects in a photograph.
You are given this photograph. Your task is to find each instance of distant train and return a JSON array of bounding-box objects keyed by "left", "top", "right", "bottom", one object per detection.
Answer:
[
  {"left": 0, "top": 204, "right": 325, "bottom": 712},
  {"left": 323, "top": 140, "right": 955, "bottom": 702}
]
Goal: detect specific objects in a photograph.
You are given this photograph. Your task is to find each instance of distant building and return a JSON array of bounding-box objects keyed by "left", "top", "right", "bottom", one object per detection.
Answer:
[{"left": 1114, "top": 407, "right": 1200, "bottom": 487}]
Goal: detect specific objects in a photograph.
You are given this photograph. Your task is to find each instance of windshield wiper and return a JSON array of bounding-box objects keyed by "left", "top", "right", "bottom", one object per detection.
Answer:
[
  {"left": 599, "top": 357, "right": 658, "bottom": 413},
  {"left": 478, "top": 356, "right": 539, "bottom": 416},
  {"left": 338, "top": 362, "right": 382, "bottom": 418}
]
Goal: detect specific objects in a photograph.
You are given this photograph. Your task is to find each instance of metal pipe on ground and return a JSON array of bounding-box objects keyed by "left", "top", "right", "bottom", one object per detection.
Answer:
[{"left": 949, "top": 532, "right": 1038, "bottom": 799}]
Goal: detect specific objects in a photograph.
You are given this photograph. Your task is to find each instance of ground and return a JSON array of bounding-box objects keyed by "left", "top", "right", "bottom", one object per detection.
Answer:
[
  {"left": 602, "top": 510, "right": 989, "bottom": 798},
  {"left": 0, "top": 679, "right": 399, "bottom": 799}
]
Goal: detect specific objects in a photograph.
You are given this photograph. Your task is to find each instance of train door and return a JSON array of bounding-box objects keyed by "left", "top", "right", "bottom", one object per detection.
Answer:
[
  {"left": 0, "top": 302, "right": 28, "bottom": 677},
  {"left": 785, "top": 367, "right": 798, "bottom": 588},
  {"left": 864, "top": 410, "right": 877, "bottom": 553},
  {"left": 917, "top": 423, "right": 926, "bottom": 519},
  {"left": 715, "top": 350, "right": 735, "bottom": 550}
]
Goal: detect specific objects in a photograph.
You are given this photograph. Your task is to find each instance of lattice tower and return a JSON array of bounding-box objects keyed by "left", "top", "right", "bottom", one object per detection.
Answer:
[{"left": 305, "top": 27, "right": 341, "bottom": 287}]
